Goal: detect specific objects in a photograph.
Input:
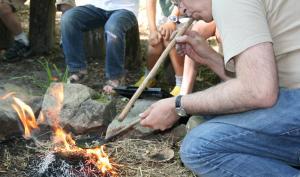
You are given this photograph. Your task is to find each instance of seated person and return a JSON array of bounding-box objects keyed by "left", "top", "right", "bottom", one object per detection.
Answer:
[
  {"left": 60, "top": 0, "right": 140, "bottom": 94},
  {"left": 135, "top": 0, "right": 184, "bottom": 96},
  {"left": 0, "top": 0, "right": 31, "bottom": 62}
]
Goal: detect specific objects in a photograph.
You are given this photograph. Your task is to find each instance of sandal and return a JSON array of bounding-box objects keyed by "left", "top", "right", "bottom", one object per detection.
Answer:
[
  {"left": 67, "top": 71, "right": 88, "bottom": 84},
  {"left": 103, "top": 77, "right": 125, "bottom": 94}
]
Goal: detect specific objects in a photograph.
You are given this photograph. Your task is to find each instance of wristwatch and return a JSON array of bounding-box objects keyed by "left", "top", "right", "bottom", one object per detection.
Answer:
[
  {"left": 168, "top": 15, "right": 180, "bottom": 24},
  {"left": 175, "top": 95, "right": 189, "bottom": 118}
]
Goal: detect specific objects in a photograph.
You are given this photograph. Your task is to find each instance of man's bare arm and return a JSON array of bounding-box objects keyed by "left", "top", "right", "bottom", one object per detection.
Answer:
[{"left": 182, "top": 42, "right": 279, "bottom": 115}]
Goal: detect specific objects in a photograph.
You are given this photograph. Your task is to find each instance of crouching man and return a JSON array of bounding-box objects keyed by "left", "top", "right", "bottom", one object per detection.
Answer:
[{"left": 140, "top": 0, "right": 300, "bottom": 176}]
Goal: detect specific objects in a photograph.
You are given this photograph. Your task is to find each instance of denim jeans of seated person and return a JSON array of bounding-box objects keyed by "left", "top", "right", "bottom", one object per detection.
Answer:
[
  {"left": 180, "top": 88, "right": 300, "bottom": 177},
  {"left": 61, "top": 5, "right": 137, "bottom": 80}
]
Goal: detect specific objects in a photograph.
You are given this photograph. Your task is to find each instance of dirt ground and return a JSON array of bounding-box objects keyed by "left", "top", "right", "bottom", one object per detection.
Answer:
[{"left": 0, "top": 3, "right": 219, "bottom": 177}]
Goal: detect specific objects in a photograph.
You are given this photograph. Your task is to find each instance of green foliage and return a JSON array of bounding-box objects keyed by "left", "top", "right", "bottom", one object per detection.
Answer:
[
  {"left": 38, "top": 60, "right": 69, "bottom": 87},
  {"left": 194, "top": 66, "right": 220, "bottom": 91},
  {"left": 9, "top": 60, "right": 69, "bottom": 92},
  {"left": 91, "top": 92, "right": 110, "bottom": 104}
]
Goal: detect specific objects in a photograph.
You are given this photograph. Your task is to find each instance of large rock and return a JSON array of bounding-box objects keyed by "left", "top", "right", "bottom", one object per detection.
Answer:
[
  {"left": 106, "top": 99, "right": 159, "bottom": 139},
  {"left": 0, "top": 83, "right": 42, "bottom": 141},
  {"left": 186, "top": 115, "right": 206, "bottom": 132},
  {"left": 40, "top": 83, "right": 116, "bottom": 135}
]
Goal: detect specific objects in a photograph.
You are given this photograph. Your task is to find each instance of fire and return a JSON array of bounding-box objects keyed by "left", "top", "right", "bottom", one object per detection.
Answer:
[
  {"left": 53, "top": 127, "right": 76, "bottom": 151},
  {"left": 11, "top": 97, "right": 39, "bottom": 139},
  {"left": 86, "top": 146, "right": 114, "bottom": 174},
  {"left": 1, "top": 92, "right": 38, "bottom": 139},
  {"left": 0, "top": 84, "right": 117, "bottom": 176},
  {"left": 0, "top": 92, "right": 16, "bottom": 100}
]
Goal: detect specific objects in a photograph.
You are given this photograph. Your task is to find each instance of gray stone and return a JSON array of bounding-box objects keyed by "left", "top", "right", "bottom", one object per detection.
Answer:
[
  {"left": 0, "top": 84, "right": 42, "bottom": 141},
  {"left": 40, "top": 83, "right": 116, "bottom": 135},
  {"left": 106, "top": 99, "right": 159, "bottom": 139},
  {"left": 168, "top": 124, "right": 187, "bottom": 142},
  {"left": 186, "top": 115, "right": 206, "bottom": 132}
]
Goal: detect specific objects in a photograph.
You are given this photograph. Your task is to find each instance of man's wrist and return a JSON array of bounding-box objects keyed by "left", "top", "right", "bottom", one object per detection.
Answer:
[
  {"left": 168, "top": 15, "right": 180, "bottom": 24},
  {"left": 175, "top": 95, "right": 190, "bottom": 118}
]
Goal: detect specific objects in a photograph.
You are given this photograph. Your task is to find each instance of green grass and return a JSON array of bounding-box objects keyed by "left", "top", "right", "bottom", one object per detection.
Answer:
[{"left": 91, "top": 92, "right": 111, "bottom": 104}]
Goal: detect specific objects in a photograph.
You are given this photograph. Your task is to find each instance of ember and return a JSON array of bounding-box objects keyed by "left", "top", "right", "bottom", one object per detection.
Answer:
[{"left": 1, "top": 84, "right": 118, "bottom": 177}]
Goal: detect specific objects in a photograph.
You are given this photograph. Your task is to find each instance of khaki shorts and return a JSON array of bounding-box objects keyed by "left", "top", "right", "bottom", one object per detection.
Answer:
[
  {"left": 55, "top": 0, "right": 75, "bottom": 7},
  {"left": 0, "top": 0, "right": 26, "bottom": 11}
]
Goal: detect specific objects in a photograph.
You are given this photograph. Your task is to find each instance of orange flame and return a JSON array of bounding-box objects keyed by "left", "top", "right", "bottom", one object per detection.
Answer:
[
  {"left": 86, "top": 146, "right": 115, "bottom": 174},
  {"left": 2, "top": 84, "right": 117, "bottom": 175},
  {"left": 38, "top": 112, "right": 46, "bottom": 124},
  {"left": 1, "top": 92, "right": 39, "bottom": 139},
  {"left": 53, "top": 128, "right": 76, "bottom": 151},
  {"left": 0, "top": 92, "right": 16, "bottom": 100},
  {"left": 48, "top": 84, "right": 117, "bottom": 175},
  {"left": 11, "top": 97, "right": 39, "bottom": 139}
]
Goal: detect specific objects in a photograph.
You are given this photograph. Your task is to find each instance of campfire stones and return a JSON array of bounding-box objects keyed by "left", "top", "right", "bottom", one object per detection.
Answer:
[
  {"left": 106, "top": 99, "right": 158, "bottom": 139},
  {"left": 0, "top": 85, "right": 42, "bottom": 141},
  {"left": 39, "top": 83, "right": 116, "bottom": 135}
]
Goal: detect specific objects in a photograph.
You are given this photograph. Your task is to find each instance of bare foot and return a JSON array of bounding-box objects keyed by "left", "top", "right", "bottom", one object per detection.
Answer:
[{"left": 102, "top": 79, "right": 121, "bottom": 94}]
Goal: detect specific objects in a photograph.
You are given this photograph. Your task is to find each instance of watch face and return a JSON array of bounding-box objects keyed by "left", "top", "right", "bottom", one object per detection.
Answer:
[
  {"left": 168, "top": 15, "right": 178, "bottom": 23},
  {"left": 175, "top": 107, "right": 187, "bottom": 117}
]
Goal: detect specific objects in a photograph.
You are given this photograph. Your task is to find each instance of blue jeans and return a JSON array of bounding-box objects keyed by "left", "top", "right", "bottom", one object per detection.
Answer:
[
  {"left": 61, "top": 5, "right": 138, "bottom": 79},
  {"left": 180, "top": 88, "right": 300, "bottom": 177}
]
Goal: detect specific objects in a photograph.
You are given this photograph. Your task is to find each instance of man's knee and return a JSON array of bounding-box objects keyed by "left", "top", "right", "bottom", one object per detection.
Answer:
[
  {"left": 0, "top": 3, "right": 13, "bottom": 17},
  {"left": 105, "top": 16, "right": 137, "bottom": 41},
  {"left": 180, "top": 122, "right": 236, "bottom": 168},
  {"left": 61, "top": 9, "right": 78, "bottom": 30},
  {"left": 180, "top": 125, "right": 212, "bottom": 164},
  {"left": 104, "top": 23, "right": 124, "bottom": 42}
]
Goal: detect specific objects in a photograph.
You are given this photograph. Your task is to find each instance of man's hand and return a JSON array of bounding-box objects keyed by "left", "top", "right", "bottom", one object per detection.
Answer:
[
  {"left": 149, "top": 30, "right": 162, "bottom": 46},
  {"left": 176, "top": 31, "right": 217, "bottom": 66},
  {"left": 159, "top": 22, "right": 176, "bottom": 40},
  {"left": 139, "top": 97, "right": 179, "bottom": 131}
]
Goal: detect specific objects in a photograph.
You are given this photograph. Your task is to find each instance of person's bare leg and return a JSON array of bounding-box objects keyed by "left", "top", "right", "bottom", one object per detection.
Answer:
[
  {"left": 180, "top": 56, "right": 198, "bottom": 95},
  {"left": 163, "top": 38, "right": 184, "bottom": 96},
  {"left": 168, "top": 47, "right": 184, "bottom": 76},
  {"left": 146, "top": 42, "right": 164, "bottom": 70},
  {"left": 180, "top": 21, "right": 217, "bottom": 95},
  {"left": 0, "top": 3, "right": 22, "bottom": 36}
]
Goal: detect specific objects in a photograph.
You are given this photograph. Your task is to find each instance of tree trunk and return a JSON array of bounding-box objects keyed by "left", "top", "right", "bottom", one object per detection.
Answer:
[
  {"left": 29, "top": 0, "right": 56, "bottom": 54},
  {"left": 0, "top": 20, "right": 13, "bottom": 50}
]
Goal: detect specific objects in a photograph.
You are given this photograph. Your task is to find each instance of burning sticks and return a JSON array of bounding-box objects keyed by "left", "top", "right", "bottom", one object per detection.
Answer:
[{"left": 1, "top": 84, "right": 118, "bottom": 176}]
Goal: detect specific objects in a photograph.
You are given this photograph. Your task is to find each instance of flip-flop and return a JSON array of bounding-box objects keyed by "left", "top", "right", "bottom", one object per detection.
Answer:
[
  {"left": 102, "top": 78, "right": 124, "bottom": 94},
  {"left": 67, "top": 72, "right": 87, "bottom": 84}
]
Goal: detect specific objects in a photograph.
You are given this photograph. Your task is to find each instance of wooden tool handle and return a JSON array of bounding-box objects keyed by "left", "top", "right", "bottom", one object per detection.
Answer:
[
  {"left": 118, "top": 18, "right": 194, "bottom": 121},
  {"left": 105, "top": 118, "right": 141, "bottom": 141}
]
